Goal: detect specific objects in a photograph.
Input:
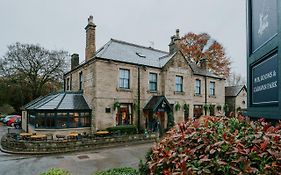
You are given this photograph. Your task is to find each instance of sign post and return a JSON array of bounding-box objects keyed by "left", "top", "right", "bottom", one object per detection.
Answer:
[{"left": 247, "top": 0, "right": 281, "bottom": 119}]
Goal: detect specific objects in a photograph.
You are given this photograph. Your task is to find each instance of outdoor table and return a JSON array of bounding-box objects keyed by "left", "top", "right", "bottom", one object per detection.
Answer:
[
  {"left": 95, "top": 131, "right": 110, "bottom": 137},
  {"left": 96, "top": 131, "right": 109, "bottom": 135},
  {"left": 20, "top": 133, "right": 33, "bottom": 140},
  {"left": 30, "top": 134, "right": 47, "bottom": 141},
  {"left": 56, "top": 134, "right": 66, "bottom": 140},
  {"left": 67, "top": 133, "right": 79, "bottom": 140}
]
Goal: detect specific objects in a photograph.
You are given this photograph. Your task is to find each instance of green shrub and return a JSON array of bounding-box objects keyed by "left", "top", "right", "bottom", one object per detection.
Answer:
[
  {"left": 106, "top": 125, "right": 137, "bottom": 135},
  {"left": 39, "top": 168, "right": 71, "bottom": 175},
  {"left": 141, "top": 116, "right": 281, "bottom": 174},
  {"left": 93, "top": 167, "right": 138, "bottom": 175}
]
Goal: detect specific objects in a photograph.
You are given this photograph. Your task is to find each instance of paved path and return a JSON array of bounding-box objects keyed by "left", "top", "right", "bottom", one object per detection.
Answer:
[{"left": 0, "top": 124, "right": 152, "bottom": 175}]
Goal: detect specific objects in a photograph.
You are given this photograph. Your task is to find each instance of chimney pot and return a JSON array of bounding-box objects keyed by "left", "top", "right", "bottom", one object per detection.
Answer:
[
  {"left": 88, "top": 15, "right": 93, "bottom": 24},
  {"left": 176, "top": 29, "right": 180, "bottom": 38}
]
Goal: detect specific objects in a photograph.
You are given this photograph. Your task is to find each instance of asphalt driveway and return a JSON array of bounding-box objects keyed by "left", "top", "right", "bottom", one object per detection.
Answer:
[{"left": 0, "top": 124, "right": 152, "bottom": 175}]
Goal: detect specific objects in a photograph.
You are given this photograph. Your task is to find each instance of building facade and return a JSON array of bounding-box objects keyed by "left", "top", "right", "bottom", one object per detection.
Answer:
[
  {"left": 225, "top": 85, "right": 247, "bottom": 117},
  {"left": 63, "top": 16, "right": 225, "bottom": 131}
]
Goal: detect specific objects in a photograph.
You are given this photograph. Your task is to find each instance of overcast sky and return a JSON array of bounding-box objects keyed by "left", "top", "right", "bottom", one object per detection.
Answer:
[{"left": 0, "top": 0, "right": 246, "bottom": 77}]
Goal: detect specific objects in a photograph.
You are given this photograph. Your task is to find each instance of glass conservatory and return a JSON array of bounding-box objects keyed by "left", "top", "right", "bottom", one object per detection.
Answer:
[{"left": 23, "top": 92, "right": 91, "bottom": 130}]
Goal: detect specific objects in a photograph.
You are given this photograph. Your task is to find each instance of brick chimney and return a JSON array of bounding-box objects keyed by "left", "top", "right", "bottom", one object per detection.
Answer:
[
  {"left": 85, "top": 15, "right": 96, "bottom": 62},
  {"left": 169, "top": 29, "right": 180, "bottom": 54},
  {"left": 71, "top": 53, "right": 79, "bottom": 70},
  {"left": 200, "top": 58, "right": 208, "bottom": 70}
]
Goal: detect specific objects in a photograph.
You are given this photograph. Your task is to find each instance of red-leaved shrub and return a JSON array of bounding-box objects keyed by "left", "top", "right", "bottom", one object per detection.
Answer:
[{"left": 140, "top": 116, "right": 281, "bottom": 174}]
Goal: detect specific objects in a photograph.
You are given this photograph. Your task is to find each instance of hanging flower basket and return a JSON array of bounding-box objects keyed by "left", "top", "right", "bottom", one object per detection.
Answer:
[
  {"left": 175, "top": 102, "right": 181, "bottom": 111},
  {"left": 203, "top": 104, "right": 210, "bottom": 112},
  {"left": 183, "top": 103, "right": 189, "bottom": 112},
  {"left": 113, "top": 101, "right": 120, "bottom": 110}
]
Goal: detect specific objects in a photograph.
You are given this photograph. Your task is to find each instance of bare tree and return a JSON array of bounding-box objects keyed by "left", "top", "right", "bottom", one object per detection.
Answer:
[
  {"left": 225, "top": 71, "right": 246, "bottom": 86},
  {"left": 0, "top": 42, "right": 69, "bottom": 100}
]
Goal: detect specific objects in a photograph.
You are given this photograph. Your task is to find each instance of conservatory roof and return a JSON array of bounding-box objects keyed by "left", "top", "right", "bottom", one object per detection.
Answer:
[{"left": 23, "top": 92, "right": 90, "bottom": 111}]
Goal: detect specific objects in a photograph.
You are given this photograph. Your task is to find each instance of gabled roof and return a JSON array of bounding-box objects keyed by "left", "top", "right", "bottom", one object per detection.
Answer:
[
  {"left": 143, "top": 95, "right": 172, "bottom": 112},
  {"left": 225, "top": 85, "right": 247, "bottom": 97},
  {"left": 24, "top": 92, "right": 90, "bottom": 111}
]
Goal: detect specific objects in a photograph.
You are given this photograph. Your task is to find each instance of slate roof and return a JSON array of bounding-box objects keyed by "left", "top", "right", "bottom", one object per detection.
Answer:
[
  {"left": 24, "top": 92, "right": 90, "bottom": 111},
  {"left": 66, "top": 38, "right": 222, "bottom": 79},
  {"left": 225, "top": 85, "right": 246, "bottom": 97},
  {"left": 95, "top": 39, "right": 169, "bottom": 68}
]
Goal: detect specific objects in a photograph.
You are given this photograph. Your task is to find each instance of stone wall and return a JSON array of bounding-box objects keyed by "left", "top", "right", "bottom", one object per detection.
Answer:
[{"left": 1, "top": 133, "right": 156, "bottom": 154}]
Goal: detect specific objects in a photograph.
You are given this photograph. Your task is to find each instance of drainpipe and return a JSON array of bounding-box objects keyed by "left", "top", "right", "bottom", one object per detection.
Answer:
[
  {"left": 205, "top": 76, "right": 207, "bottom": 115},
  {"left": 137, "top": 66, "right": 141, "bottom": 132}
]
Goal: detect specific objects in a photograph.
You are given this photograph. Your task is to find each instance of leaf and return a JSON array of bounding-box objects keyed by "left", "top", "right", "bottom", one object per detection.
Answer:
[
  {"left": 202, "top": 168, "right": 211, "bottom": 174},
  {"left": 210, "top": 149, "right": 216, "bottom": 154},
  {"left": 260, "top": 139, "right": 269, "bottom": 151}
]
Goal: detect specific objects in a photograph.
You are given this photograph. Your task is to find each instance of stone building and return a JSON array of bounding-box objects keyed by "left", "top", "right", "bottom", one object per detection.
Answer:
[
  {"left": 64, "top": 16, "right": 225, "bottom": 132},
  {"left": 225, "top": 85, "right": 247, "bottom": 117},
  {"left": 22, "top": 16, "right": 225, "bottom": 134}
]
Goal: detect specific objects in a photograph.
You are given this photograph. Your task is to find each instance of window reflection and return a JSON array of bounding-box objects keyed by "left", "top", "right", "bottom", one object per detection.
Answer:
[{"left": 28, "top": 111, "right": 91, "bottom": 129}]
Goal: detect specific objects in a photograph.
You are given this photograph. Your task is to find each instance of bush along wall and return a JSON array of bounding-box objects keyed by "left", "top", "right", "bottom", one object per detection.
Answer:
[{"left": 140, "top": 116, "right": 281, "bottom": 174}]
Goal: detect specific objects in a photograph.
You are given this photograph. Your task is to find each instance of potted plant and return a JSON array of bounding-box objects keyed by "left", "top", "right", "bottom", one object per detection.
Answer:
[{"left": 175, "top": 102, "right": 181, "bottom": 111}]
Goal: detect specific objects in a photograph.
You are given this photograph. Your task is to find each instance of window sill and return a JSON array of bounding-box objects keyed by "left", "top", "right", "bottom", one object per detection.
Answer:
[
  {"left": 194, "top": 94, "right": 202, "bottom": 97},
  {"left": 147, "top": 90, "right": 158, "bottom": 94},
  {"left": 117, "top": 88, "right": 132, "bottom": 92},
  {"left": 209, "top": 95, "right": 216, "bottom": 98},
  {"left": 174, "top": 91, "right": 185, "bottom": 95}
]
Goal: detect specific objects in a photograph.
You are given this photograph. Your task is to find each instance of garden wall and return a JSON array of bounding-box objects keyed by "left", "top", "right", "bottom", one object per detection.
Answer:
[{"left": 1, "top": 134, "right": 156, "bottom": 154}]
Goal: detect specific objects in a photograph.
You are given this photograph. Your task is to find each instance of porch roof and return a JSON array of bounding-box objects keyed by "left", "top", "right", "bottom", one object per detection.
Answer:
[{"left": 143, "top": 96, "right": 172, "bottom": 113}]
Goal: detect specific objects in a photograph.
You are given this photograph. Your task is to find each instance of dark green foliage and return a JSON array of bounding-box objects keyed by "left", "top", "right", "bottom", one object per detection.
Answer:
[
  {"left": 93, "top": 167, "right": 138, "bottom": 175},
  {"left": 223, "top": 104, "right": 229, "bottom": 113},
  {"left": 167, "top": 112, "right": 174, "bottom": 129},
  {"left": 175, "top": 102, "right": 181, "bottom": 111},
  {"left": 183, "top": 103, "right": 189, "bottom": 111},
  {"left": 203, "top": 103, "right": 209, "bottom": 112},
  {"left": 39, "top": 168, "right": 71, "bottom": 175},
  {"left": 106, "top": 125, "right": 137, "bottom": 135},
  {"left": 113, "top": 101, "right": 120, "bottom": 110},
  {"left": 141, "top": 116, "right": 281, "bottom": 174}
]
